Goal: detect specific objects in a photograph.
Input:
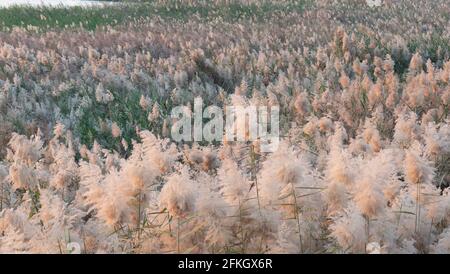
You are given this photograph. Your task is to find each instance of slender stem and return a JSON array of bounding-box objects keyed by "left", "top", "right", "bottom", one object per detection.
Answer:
[
  {"left": 249, "top": 144, "right": 261, "bottom": 213},
  {"left": 0, "top": 181, "right": 3, "bottom": 211},
  {"left": 250, "top": 145, "right": 264, "bottom": 253},
  {"left": 137, "top": 190, "right": 141, "bottom": 239},
  {"left": 254, "top": 172, "right": 261, "bottom": 213},
  {"left": 415, "top": 182, "right": 420, "bottom": 234},
  {"left": 418, "top": 183, "right": 421, "bottom": 232},
  {"left": 177, "top": 218, "right": 180, "bottom": 254},
  {"left": 238, "top": 197, "right": 245, "bottom": 254},
  {"left": 396, "top": 203, "right": 402, "bottom": 229},
  {"left": 292, "top": 184, "right": 303, "bottom": 253},
  {"left": 428, "top": 219, "right": 433, "bottom": 248},
  {"left": 366, "top": 216, "right": 370, "bottom": 254},
  {"left": 58, "top": 240, "right": 63, "bottom": 254}
]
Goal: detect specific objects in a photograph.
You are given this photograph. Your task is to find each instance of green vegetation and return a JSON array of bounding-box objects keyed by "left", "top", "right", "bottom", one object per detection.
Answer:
[
  {"left": 0, "top": 1, "right": 312, "bottom": 31},
  {"left": 0, "top": 4, "right": 151, "bottom": 31}
]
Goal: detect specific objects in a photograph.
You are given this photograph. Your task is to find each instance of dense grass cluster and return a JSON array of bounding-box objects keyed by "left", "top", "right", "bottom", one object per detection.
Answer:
[{"left": 0, "top": 0, "right": 449, "bottom": 253}]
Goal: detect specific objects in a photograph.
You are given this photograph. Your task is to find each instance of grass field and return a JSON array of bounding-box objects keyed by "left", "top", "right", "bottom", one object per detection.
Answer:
[
  {"left": 0, "top": 1, "right": 312, "bottom": 31},
  {"left": 0, "top": 0, "right": 450, "bottom": 254}
]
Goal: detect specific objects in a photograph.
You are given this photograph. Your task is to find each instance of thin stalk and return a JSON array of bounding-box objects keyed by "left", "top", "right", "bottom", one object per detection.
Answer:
[
  {"left": 249, "top": 145, "right": 261, "bottom": 212},
  {"left": 238, "top": 197, "right": 245, "bottom": 254},
  {"left": 428, "top": 218, "right": 433, "bottom": 247},
  {"left": 58, "top": 240, "right": 63, "bottom": 254},
  {"left": 177, "top": 218, "right": 180, "bottom": 254},
  {"left": 168, "top": 212, "right": 172, "bottom": 234},
  {"left": 415, "top": 182, "right": 421, "bottom": 233},
  {"left": 250, "top": 145, "right": 264, "bottom": 253},
  {"left": 366, "top": 216, "right": 370, "bottom": 254},
  {"left": 137, "top": 190, "right": 142, "bottom": 239},
  {"left": 418, "top": 183, "right": 421, "bottom": 232},
  {"left": 396, "top": 203, "right": 403, "bottom": 229},
  {"left": 291, "top": 183, "right": 303, "bottom": 253},
  {"left": 0, "top": 182, "right": 3, "bottom": 211},
  {"left": 254, "top": 171, "right": 261, "bottom": 213}
]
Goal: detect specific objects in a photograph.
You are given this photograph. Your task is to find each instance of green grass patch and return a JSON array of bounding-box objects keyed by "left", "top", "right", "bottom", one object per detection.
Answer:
[
  {"left": 0, "top": 1, "right": 312, "bottom": 31},
  {"left": 0, "top": 4, "right": 150, "bottom": 31}
]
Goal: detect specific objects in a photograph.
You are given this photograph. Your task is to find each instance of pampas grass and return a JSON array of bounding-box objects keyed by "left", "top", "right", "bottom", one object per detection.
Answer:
[{"left": 0, "top": 0, "right": 449, "bottom": 254}]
